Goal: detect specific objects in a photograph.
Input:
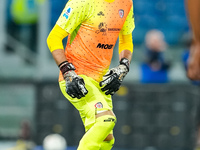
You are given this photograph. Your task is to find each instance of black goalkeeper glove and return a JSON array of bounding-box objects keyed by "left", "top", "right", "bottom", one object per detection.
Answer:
[
  {"left": 59, "top": 61, "right": 88, "bottom": 99},
  {"left": 99, "top": 58, "right": 130, "bottom": 95}
]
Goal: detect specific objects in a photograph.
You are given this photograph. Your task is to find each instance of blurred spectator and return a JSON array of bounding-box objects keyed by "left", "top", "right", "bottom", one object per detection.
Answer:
[
  {"left": 6, "top": 0, "right": 67, "bottom": 54},
  {"left": 6, "top": 120, "right": 35, "bottom": 150},
  {"left": 10, "top": 0, "right": 38, "bottom": 24},
  {"left": 19, "top": 121, "right": 32, "bottom": 140},
  {"left": 6, "top": 0, "right": 43, "bottom": 53},
  {"left": 140, "top": 29, "right": 171, "bottom": 83},
  {"left": 43, "top": 134, "right": 67, "bottom": 150}
]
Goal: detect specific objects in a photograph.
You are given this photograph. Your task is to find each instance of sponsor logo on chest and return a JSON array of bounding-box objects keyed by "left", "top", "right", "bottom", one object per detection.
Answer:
[{"left": 96, "top": 43, "right": 114, "bottom": 49}]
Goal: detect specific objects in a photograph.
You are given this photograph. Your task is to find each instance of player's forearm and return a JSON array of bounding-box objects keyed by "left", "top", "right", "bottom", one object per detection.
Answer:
[
  {"left": 119, "top": 50, "right": 132, "bottom": 62},
  {"left": 186, "top": 0, "right": 200, "bottom": 43},
  {"left": 52, "top": 49, "right": 68, "bottom": 66}
]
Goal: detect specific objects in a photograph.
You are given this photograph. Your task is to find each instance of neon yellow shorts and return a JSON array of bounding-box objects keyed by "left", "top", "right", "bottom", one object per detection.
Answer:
[{"left": 59, "top": 75, "right": 113, "bottom": 131}]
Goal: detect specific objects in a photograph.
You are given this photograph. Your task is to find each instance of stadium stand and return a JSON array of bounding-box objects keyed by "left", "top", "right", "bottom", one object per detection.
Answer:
[{"left": 132, "top": 0, "right": 189, "bottom": 45}]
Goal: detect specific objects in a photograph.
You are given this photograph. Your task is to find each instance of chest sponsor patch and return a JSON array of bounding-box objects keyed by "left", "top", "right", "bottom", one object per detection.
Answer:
[
  {"left": 63, "top": 7, "right": 72, "bottom": 19},
  {"left": 96, "top": 43, "right": 113, "bottom": 49}
]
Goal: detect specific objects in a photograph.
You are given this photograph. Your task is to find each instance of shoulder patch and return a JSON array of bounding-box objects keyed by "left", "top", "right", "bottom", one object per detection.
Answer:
[{"left": 63, "top": 7, "right": 73, "bottom": 19}]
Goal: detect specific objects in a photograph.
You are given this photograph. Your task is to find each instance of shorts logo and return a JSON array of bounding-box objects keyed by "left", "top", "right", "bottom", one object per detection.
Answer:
[
  {"left": 95, "top": 102, "right": 103, "bottom": 108},
  {"left": 63, "top": 7, "right": 72, "bottom": 19},
  {"left": 119, "top": 9, "right": 124, "bottom": 18}
]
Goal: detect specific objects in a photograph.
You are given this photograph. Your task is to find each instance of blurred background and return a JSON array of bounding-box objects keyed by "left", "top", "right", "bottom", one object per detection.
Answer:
[{"left": 0, "top": 0, "right": 200, "bottom": 150}]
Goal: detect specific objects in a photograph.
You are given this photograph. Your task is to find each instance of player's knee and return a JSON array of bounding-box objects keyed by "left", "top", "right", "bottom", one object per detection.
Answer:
[
  {"left": 107, "top": 136, "right": 115, "bottom": 145},
  {"left": 100, "top": 136, "right": 115, "bottom": 150},
  {"left": 104, "top": 134, "right": 114, "bottom": 141},
  {"left": 96, "top": 110, "right": 116, "bottom": 118}
]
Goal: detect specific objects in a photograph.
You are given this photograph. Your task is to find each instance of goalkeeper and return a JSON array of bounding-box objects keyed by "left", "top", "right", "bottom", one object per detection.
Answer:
[{"left": 47, "top": 0, "right": 135, "bottom": 149}]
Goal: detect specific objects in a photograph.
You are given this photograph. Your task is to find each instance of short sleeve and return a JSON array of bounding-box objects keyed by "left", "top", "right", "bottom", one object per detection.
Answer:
[
  {"left": 121, "top": 5, "right": 135, "bottom": 35},
  {"left": 56, "top": 0, "right": 92, "bottom": 34}
]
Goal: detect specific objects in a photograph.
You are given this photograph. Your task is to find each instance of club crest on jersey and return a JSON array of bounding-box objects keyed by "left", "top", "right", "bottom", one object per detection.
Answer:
[
  {"left": 95, "top": 102, "right": 103, "bottom": 108},
  {"left": 63, "top": 7, "right": 72, "bottom": 19},
  {"left": 119, "top": 9, "right": 124, "bottom": 18}
]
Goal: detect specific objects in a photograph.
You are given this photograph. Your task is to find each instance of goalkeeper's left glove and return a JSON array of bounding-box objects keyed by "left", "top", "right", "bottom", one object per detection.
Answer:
[{"left": 99, "top": 58, "right": 130, "bottom": 95}]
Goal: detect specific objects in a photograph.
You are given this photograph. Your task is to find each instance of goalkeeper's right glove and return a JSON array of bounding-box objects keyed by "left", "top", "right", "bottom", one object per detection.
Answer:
[{"left": 59, "top": 61, "right": 88, "bottom": 99}]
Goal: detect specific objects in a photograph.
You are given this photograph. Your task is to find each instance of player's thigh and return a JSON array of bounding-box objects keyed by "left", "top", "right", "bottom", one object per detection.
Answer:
[{"left": 59, "top": 75, "right": 114, "bottom": 130}]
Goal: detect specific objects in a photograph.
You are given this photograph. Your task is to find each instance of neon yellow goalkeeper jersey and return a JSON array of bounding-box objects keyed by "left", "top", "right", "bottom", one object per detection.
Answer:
[{"left": 57, "top": 0, "right": 135, "bottom": 82}]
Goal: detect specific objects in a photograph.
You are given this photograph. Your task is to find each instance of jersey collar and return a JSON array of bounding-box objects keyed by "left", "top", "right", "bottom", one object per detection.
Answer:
[{"left": 104, "top": 0, "right": 115, "bottom": 3}]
